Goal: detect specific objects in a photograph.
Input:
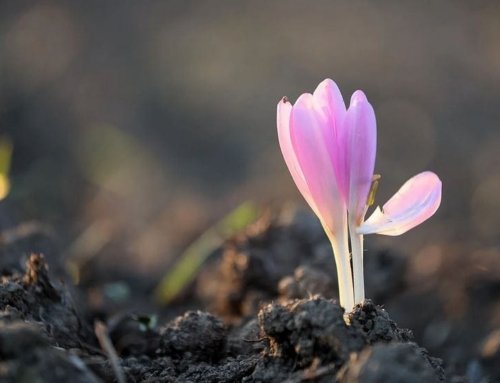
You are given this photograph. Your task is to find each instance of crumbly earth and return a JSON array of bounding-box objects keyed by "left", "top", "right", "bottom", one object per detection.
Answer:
[{"left": 0, "top": 211, "right": 492, "bottom": 382}]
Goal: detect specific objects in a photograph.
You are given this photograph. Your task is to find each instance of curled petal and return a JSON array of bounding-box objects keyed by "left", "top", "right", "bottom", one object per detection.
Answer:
[
  {"left": 357, "top": 171, "right": 442, "bottom": 236},
  {"left": 344, "top": 91, "right": 377, "bottom": 223},
  {"left": 289, "top": 93, "right": 345, "bottom": 233}
]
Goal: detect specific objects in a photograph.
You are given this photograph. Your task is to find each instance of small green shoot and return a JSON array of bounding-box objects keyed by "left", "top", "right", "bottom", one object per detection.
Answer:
[
  {"left": 0, "top": 135, "right": 13, "bottom": 200},
  {"left": 154, "top": 201, "right": 259, "bottom": 304}
]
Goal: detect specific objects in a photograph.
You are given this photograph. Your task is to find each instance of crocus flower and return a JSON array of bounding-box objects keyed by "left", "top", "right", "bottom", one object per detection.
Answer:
[
  {"left": 277, "top": 80, "right": 354, "bottom": 311},
  {"left": 277, "top": 78, "right": 442, "bottom": 311}
]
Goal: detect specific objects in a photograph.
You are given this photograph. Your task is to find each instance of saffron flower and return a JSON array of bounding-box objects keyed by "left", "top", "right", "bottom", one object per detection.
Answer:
[{"left": 277, "top": 79, "right": 442, "bottom": 312}]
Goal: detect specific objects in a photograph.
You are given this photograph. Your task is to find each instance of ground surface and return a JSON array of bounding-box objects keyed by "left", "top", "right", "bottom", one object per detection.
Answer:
[{"left": 0, "top": 211, "right": 497, "bottom": 382}]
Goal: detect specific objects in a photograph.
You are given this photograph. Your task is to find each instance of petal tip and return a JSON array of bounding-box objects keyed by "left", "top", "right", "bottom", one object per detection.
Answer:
[
  {"left": 350, "top": 90, "right": 368, "bottom": 105},
  {"left": 294, "top": 92, "right": 315, "bottom": 110},
  {"left": 317, "top": 78, "right": 338, "bottom": 89}
]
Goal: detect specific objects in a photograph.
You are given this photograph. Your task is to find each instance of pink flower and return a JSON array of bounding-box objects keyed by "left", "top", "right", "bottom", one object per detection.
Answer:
[
  {"left": 277, "top": 79, "right": 347, "bottom": 236},
  {"left": 277, "top": 78, "right": 442, "bottom": 311},
  {"left": 277, "top": 80, "right": 354, "bottom": 310}
]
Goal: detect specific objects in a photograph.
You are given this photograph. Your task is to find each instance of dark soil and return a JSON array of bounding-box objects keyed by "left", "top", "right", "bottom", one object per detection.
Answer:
[{"left": 0, "top": 211, "right": 496, "bottom": 382}]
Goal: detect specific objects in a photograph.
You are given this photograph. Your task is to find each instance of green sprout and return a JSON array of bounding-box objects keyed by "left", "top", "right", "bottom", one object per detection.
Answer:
[{"left": 154, "top": 201, "right": 259, "bottom": 304}]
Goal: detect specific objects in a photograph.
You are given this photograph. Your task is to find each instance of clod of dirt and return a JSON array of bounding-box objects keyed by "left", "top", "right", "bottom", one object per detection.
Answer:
[
  {"left": 0, "top": 254, "right": 93, "bottom": 349},
  {"left": 0, "top": 321, "right": 47, "bottom": 359},
  {"left": 250, "top": 297, "right": 447, "bottom": 383},
  {"left": 226, "top": 318, "right": 263, "bottom": 356},
  {"left": 258, "top": 297, "right": 365, "bottom": 367},
  {"left": 349, "top": 299, "right": 413, "bottom": 344},
  {"left": 160, "top": 310, "right": 227, "bottom": 363},
  {"left": 0, "top": 320, "right": 100, "bottom": 382},
  {"left": 118, "top": 310, "right": 259, "bottom": 383},
  {"left": 338, "top": 342, "right": 442, "bottom": 383}
]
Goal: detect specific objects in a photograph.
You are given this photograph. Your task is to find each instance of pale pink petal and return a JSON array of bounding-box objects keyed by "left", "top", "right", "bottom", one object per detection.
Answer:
[
  {"left": 345, "top": 90, "right": 377, "bottom": 224},
  {"left": 312, "top": 79, "right": 347, "bottom": 132},
  {"left": 312, "top": 79, "right": 348, "bottom": 199},
  {"left": 290, "top": 93, "right": 345, "bottom": 232},
  {"left": 277, "top": 97, "right": 317, "bottom": 212},
  {"left": 357, "top": 171, "right": 442, "bottom": 236}
]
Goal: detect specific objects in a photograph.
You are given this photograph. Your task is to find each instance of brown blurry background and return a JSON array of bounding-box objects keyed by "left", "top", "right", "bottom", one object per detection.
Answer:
[{"left": 0, "top": 1, "right": 499, "bottom": 284}]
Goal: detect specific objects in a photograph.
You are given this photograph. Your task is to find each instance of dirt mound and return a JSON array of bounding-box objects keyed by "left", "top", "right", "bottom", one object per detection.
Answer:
[
  {"left": 1, "top": 212, "right": 491, "bottom": 382},
  {"left": 0, "top": 255, "right": 457, "bottom": 382}
]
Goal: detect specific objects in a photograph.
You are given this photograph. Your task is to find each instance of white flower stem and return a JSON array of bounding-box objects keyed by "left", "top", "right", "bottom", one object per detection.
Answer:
[
  {"left": 349, "top": 220, "right": 365, "bottom": 305},
  {"left": 325, "top": 214, "right": 354, "bottom": 313}
]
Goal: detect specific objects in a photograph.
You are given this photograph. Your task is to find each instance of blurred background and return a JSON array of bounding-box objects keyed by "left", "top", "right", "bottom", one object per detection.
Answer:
[{"left": 0, "top": 1, "right": 499, "bottom": 298}]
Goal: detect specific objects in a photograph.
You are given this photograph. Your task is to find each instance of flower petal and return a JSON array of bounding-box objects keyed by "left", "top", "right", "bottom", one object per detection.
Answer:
[
  {"left": 277, "top": 97, "right": 317, "bottom": 212},
  {"left": 290, "top": 93, "right": 345, "bottom": 233},
  {"left": 312, "top": 79, "right": 346, "bottom": 133},
  {"left": 312, "top": 79, "right": 348, "bottom": 198},
  {"left": 357, "top": 171, "right": 442, "bottom": 236},
  {"left": 345, "top": 90, "right": 377, "bottom": 223}
]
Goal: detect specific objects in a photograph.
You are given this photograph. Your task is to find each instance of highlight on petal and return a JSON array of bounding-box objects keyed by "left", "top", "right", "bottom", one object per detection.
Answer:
[
  {"left": 345, "top": 90, "right": 377, "bottom": 223},
  {"left": 277, "top": 97, "right": 316, "bottom": 212},
  {"left": 312, "top": 79, "right": 348, "bottom": 198},
  {"left": 312, "top": 79, "right": 346, "bottom": 134},
  {"left": 357, "top": 171, "right": 442, "bottom": 236},
  {"left": 289, "top": 93, "right": 345, "bottom": 232}
]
